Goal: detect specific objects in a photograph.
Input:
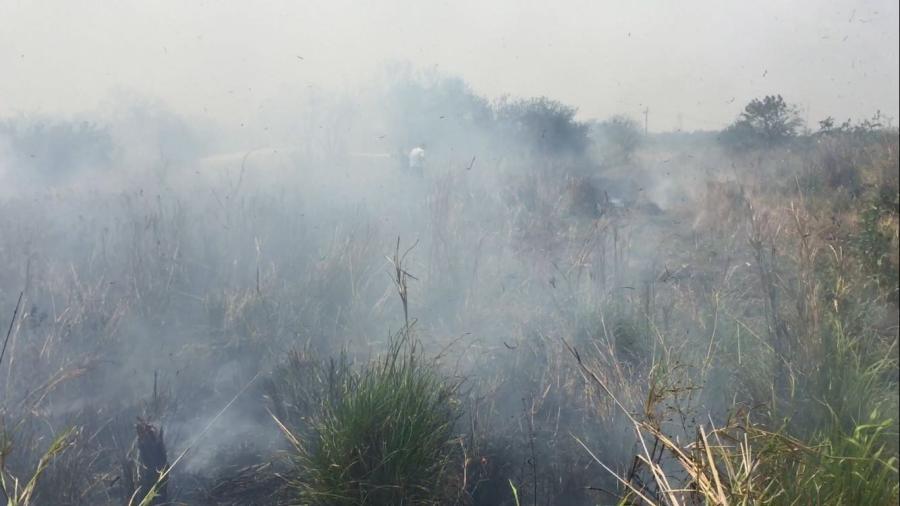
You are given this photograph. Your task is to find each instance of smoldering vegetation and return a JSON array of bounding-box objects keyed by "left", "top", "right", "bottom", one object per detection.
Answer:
[{"left": 0, "top": 70, "right": 897, "bottom": 505}]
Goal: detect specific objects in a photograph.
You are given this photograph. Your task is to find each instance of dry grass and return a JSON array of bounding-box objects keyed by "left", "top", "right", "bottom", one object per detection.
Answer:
[{"left": 0, "top": 129, "right": 895, "bottom": 504}]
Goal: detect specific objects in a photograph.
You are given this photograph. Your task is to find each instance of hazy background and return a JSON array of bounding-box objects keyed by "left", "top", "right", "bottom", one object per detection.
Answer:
[
  {"left": 0, "top": 1, "right": 898, "bottom": 504},
  {"left": 2, "top": 0, "right": 898, "bottom": 132}
]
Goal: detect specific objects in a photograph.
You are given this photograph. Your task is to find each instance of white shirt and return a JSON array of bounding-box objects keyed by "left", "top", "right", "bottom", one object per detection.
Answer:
[{"left": 408, "top": 147, "right": 425, "bottom": 170}]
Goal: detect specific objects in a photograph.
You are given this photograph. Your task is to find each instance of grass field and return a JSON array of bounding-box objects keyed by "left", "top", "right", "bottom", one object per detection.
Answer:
[{"left": 0, "top": 121, "right": 897, "bottom": 505}]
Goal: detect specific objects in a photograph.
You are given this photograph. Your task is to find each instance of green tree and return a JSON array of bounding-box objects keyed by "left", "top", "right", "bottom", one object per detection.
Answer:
[
  {"left": 495, "top": 96, "right": 590, "bottom": 159},
  {"left": 721, "top": 95, "right": 803, "bottom": 150}
]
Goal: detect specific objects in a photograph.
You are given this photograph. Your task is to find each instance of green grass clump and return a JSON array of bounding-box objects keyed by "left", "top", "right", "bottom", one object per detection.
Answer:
[
  {"left": 762, "top": 413, "right": 900, "bottom": 506},
  {"left": 0, "top": 427, "right": 75, "bottom": 506},
  {"left": 285, "top": 333, "right": 460, "bottom": 506}
]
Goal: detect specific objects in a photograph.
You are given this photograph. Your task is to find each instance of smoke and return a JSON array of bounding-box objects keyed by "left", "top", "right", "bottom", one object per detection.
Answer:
[
  {"left": 0, "top": 58, "right": 894, "bottom": 504},
  {"left": 1, "top": 67, "right": 645, "bottom": 480}
]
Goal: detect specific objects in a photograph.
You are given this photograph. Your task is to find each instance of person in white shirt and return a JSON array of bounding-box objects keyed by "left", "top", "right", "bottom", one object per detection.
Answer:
[{"left": 408, "top": 144, "right": 426, "bottom": 177}]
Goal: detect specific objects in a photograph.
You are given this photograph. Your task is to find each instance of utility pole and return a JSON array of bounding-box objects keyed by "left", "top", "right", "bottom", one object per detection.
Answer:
[{"left": 643, "top": 107, "right": 649, "bottom": 136}]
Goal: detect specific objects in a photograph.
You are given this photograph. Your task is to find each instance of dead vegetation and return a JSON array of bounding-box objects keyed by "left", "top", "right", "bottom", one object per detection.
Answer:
[{"left": 0, "top": 120, "right": 896, "bottom": 505}]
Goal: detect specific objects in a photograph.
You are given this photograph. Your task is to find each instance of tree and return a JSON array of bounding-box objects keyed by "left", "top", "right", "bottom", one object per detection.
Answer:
[
  {"left": 591, "top": 115, "right": 643, "bottom": 163},
  {"left": 0, "top": 117, "right": 114, "bottom": 182},
  {"left": 382, "top": 66, "right": 493, "bottom": 156},
  {"left": 720, "top": 95, "right": 803, "bottom": 150},
  {"left": 494, "top": 96, "right": 590, "bottom": 159}
]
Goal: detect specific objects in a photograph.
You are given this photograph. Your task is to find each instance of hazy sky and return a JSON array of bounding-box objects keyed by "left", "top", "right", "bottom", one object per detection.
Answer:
[{"left": 2, "top": 0, "right": 898, "bottom": 131}]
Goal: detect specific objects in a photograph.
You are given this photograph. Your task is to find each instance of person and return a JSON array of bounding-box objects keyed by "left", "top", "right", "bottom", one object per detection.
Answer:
[{"left": 408, "top": 144, "right": 426, "bottom": 177}]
